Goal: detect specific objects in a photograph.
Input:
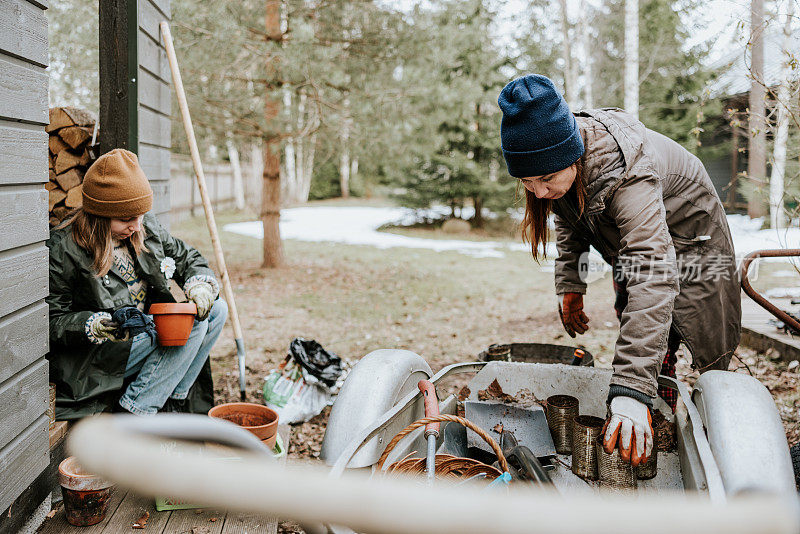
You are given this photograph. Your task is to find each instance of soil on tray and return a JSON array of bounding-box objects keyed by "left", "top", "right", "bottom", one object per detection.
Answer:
[{"left": 652, "top": 410, "right": 677, "bottom": 452}]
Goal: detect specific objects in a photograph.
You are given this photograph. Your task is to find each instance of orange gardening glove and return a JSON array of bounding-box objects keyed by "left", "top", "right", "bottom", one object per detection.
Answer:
[
  {"left": 558, "top": 292, "right": 589, "bottom": 338},
  {"left": 602, "top": 396, "right": 654, "bottom": 467}
]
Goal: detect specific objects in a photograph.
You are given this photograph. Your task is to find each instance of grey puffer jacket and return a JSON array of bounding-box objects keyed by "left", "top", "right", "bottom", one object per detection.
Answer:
[{"left": 552, "top": 108, "right": 741, "bottom": 399}]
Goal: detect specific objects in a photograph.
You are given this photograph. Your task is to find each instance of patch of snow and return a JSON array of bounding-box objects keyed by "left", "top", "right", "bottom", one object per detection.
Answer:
[
  {"left": 222, "top": 207, "right": 800, "bottom": 264},
  {"left": 727, "top": 214, "right": 800, "bottom": 256},
  {"left": 763, "top": 287, "right": 800, "bottom": 299},
  {"left": 224, "top": 207, "right": 552, "bottom": 259}
]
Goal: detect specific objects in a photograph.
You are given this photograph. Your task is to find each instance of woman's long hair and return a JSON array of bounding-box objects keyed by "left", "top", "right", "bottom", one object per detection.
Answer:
[
  {"left": 520, "top": 158, "right": 586, "bottom": 261},
  {"left": 59, "top": 208, "right": 148, "bottom": 276}
]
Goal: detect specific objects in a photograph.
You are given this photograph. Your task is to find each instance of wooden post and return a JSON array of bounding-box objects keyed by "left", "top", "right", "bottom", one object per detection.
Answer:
[{"left": 99, "top": 0, "right": 138, "bottom": 155}]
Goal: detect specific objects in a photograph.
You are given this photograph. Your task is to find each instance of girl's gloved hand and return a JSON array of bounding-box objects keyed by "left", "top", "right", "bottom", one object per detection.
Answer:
[
  {"left": 186, "top": 282, "right": 214, "bottom": 320},
  {"left": 602, "top": 396, "right": 653, "bottom": 466},
  {"left": 558, "top": 292, "right": 589, "bottom": 337},
  {"left": 86, "top": 312, "right": 130, "bottom": 344}
]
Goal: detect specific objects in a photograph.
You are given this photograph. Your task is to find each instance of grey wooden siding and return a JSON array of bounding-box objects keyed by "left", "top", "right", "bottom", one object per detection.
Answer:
[
  {"left": 138, "top": 0, "right": 171, "bottom": 226},
  {"left": 0, "top": 0, "right": 50, "bottom": 516}
]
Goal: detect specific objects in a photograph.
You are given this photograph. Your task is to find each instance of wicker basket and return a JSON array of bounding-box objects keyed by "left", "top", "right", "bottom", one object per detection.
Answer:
[{"left": 377, "top": 414, "right": 510, "bottom": 481}]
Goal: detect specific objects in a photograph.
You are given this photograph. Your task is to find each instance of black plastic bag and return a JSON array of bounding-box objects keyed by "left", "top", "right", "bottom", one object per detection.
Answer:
[{"left": 289, "top": 338, "right": 344, "bottom": 388}]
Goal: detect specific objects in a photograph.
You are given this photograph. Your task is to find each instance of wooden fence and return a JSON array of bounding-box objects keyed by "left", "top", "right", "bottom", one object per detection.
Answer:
[{"left": 169, "top": 153, "right": 261, "bottom": 221}]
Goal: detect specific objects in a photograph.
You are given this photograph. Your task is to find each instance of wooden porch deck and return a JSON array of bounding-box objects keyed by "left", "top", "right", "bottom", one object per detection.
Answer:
[{"left": 39, "top": 426, "right": 290, "bottom": 534}]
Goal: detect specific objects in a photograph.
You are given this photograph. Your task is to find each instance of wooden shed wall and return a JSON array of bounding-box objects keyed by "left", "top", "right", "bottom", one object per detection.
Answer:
[
  {"left": 139, "top": 0, "right": 172, "bottom": 226},
  {"left": 0, "top": 0, "right": 51, "bottom": 515}
]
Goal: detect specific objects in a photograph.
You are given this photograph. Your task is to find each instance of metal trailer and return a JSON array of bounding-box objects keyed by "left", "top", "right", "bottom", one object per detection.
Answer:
[{"left": 317, "top": 348, "right": 796, "bottom": 533}]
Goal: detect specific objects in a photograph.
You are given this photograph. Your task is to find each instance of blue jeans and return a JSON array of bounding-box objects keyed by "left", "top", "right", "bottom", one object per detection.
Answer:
[{"left": 118, "top": 299, "right": 228, "bottom": 415}]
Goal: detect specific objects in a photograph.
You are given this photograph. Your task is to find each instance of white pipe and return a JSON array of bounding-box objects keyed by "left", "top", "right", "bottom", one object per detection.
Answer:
[{"left": 68, "top": 416, "right": 800, "bottom": 534}]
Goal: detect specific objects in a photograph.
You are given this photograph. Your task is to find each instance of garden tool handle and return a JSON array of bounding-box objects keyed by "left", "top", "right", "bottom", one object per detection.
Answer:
[
  {"left": 570, "top": 348, "right": 585, "bottom": 366},
  {"left": 161, "top": 21, "right": 248, "bottom": 401},
  {"left": 417, "top": 380, "right": 440, "bottom": 436}
]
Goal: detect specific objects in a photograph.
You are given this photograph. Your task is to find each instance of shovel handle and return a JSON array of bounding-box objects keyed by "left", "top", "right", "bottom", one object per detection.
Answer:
[{"left": 417, "top": 380, "right": 440, "bottom": 436}]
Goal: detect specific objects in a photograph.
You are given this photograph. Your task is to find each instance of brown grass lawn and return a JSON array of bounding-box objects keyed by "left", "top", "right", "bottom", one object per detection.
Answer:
[{"left": 171, "top": 201, "right": 799, "bottom": 451}]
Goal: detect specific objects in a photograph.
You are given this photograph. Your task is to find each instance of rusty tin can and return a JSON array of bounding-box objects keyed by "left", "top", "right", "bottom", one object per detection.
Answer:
[
  {"left": 636, "top": 429, "right": 659, "bottom": 480},
  {"left": 596, "top": 435, "right": 637, "bottom": 490},
  {"left": 571, "top": 415, "right": 604, "bottom": 480},
  {"left": 546, "top": 395, "right": 579, "bottom": 454}
]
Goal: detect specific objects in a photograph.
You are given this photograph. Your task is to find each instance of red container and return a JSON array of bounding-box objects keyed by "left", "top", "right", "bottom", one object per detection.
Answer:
[
  {"left": 149, "top": 302, "right": 197, "bottom": 346},
  {"left": 209, "top": 402, "right": 279, "bottom": 448}
]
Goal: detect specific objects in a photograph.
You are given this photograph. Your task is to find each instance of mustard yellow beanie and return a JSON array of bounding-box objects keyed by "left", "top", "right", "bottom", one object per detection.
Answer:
[{"left": 82, "top": 148, "right": 153, "bottom": 218}]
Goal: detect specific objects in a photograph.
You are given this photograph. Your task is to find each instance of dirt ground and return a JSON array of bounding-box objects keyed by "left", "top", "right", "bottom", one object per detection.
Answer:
[{"left": 171, "top": 204, "right": 799, "bottom": 532}]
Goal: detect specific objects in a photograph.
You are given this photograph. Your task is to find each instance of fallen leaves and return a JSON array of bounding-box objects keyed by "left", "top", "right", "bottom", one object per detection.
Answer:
[{"left": 132, "top": 511, "right": 149, "bottom": 529}]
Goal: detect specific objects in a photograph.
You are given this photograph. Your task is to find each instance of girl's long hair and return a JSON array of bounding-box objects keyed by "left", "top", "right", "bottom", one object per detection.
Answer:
[
  {"left": 59, "top": 208, "right": 148, "bottom": 276},
  {"left": 520, "top": 157, "right": 586, "bottom": 261}
]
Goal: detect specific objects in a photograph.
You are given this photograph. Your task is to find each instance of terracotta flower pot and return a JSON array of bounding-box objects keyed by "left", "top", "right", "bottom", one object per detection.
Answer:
[
  {"left": 58, "top": 456, "right": 114, "bottom": 527},
  {"left": 209, "top": 402, "right": 279, "bottom": 446},
  {"left": 149, "top": 302, "right": 197, "bottom": 346}
]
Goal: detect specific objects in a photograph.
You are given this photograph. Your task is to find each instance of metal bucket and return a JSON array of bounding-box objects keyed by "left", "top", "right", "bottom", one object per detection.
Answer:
[
  {"left": 596, "top": 435, "right": 637, "bottom": 490},
  {"left": 485, "top": 344, "right": 511, "bottom": 361},
  {"left": 636, "top": 430, "right": 658, "bottom": 480},
  {"left": 546, "top": 395, "right": 579, "bottom": 454},
  {"left": 571, "top": 415, "right": 604, "bottom": 480}
]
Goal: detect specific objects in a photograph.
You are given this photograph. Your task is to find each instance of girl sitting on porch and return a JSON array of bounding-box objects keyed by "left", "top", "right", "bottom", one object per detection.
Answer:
[{"left": 47, "top": 148, "right": 227, "bottom": 419}]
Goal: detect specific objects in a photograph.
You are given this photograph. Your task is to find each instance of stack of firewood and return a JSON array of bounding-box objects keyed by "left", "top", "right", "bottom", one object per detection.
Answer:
[{"left": 46, "top": 107, "right": 99, "bottom": 226}]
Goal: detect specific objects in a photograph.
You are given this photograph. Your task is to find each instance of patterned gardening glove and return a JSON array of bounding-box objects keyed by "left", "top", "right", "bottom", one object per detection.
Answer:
[
  {"left": 558, "top": 292, "right": 589, "bottom": 338},
  {"left": 86, "top": 312, "right": 130, "bottom": 344},
  {"left": 186, "top": 282, "right": 215, "bottom": 321}
]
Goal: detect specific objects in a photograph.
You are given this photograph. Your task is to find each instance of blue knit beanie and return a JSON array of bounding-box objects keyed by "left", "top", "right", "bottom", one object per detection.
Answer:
[{"left": 498, "top": 74, "right": 584, "bottom": 178}]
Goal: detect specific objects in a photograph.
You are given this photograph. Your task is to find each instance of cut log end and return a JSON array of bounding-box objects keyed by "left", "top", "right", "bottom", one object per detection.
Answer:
[{"left": 65, "top": 186, "right": 83, "bottom": 208}]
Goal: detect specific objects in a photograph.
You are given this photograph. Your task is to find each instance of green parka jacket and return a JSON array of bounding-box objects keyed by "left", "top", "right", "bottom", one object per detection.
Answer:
[{"left": 47, "top": 213, "right": 216, "bottom": 419}]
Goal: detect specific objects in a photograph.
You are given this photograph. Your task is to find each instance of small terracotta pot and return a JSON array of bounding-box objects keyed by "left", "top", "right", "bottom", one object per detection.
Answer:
[
  {"left": 209, "top": 403, "right": 279, "bottom": 443},
  {"left": 149, "top": 302, "right": 197, "bottom": 346},
  {"left": 58, "top": 456, "right": 114, "bottom": 526}
]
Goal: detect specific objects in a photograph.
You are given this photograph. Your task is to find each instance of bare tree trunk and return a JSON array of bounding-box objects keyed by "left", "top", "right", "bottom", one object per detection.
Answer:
[
  {"left": 339, "top": 97, "right": 351, "bottom": 199},
  {"left": 472, "top": 196, "right": 484, "bottom": 229},
  {"left": 249, "top": 141, "right": 263, "bottom": 211},
  {"left": 282, "top": 87, "right": 298, "bottom": 204},
  {"left": 226, "top": 137, "right": 245, "bottom": 211},
  {"left": 302, "top": 133, "right": 316, "bottom": 201},
  {"left": 624, "top": 0, "right": 639, "bottom": 119},
  {"left": 558, "top": 0, "right": 577, "bottom": 108},
  {"left": 579, "top": 0, "right": 593, "bottom": 108},
  {"left": 262, "top": 0, "right": 284, "bottom": 268},
  {"left": 350, "top": 157, "right": 358, "bottom": 186},
  {"left": 748, "top": 0, "right": 767, "bottom": 219},
  {"left": 769, "top": 0, "right": 794, "bottom": 229}
]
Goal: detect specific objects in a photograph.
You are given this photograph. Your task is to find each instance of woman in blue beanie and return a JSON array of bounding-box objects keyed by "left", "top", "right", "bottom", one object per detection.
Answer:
[{"left": 498, "top": 74, "right": 740, "bottom": 467}]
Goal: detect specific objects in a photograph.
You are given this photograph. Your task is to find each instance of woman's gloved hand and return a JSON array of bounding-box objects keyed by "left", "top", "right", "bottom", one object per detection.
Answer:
[
  {"left": 602, "top": 396, "right": 653, "bottom": 466},
  {"left": 558, "top": 292, "right": 589, "bottom": 337},
  {"left": 186, "top": 282, "right": 215, "bottom": 320},
  {"left": 86, "top": 313, "right": 130, "bottom": 344}
]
